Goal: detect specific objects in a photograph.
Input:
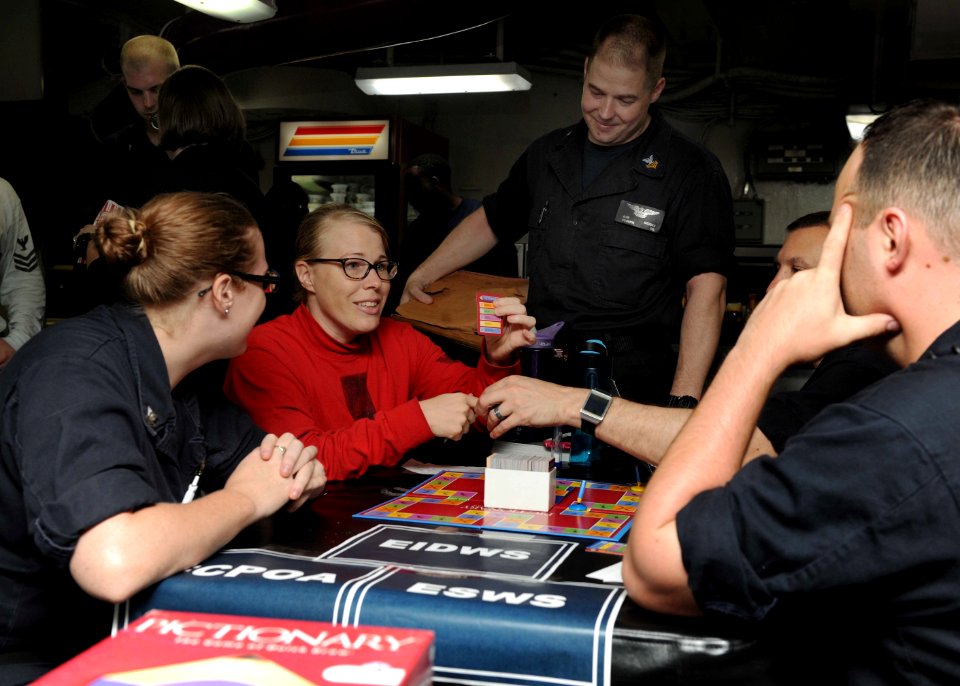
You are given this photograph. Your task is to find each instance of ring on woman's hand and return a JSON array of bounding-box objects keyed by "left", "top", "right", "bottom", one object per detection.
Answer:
[
  {"left": 490, "top": 404, "right": 505, "bottom": 422},
  {"left": 276, "top": 445, "right": 287, "bottom": 455}
]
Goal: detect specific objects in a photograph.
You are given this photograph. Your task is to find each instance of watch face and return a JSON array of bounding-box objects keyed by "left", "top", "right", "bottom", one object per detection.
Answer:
[{"left": 581, "top": 390, "right": 612, "bottom": 422}]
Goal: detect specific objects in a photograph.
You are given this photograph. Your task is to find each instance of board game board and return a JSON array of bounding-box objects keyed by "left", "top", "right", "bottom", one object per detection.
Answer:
[{"left": 355, "top": 470, "right": 639, "bottom": 542}]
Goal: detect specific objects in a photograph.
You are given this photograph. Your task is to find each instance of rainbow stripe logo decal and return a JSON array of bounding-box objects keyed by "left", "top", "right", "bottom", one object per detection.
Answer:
[{"left": 279, "top": 120, "right": 390, "bottom": 161}]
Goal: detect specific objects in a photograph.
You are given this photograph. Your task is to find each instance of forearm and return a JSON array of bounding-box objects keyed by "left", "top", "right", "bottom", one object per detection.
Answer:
[
  {"left": 596, "top": 401, "right": 692, "bottom": 465},
  {"left": 671, "top": 273, "right": 726, "bottom": 398},
  {"left": 411, "top": 208, "right": 499, "bottom": 284},
  {"left": 590, "top": 394, "right": 776, "bottom": 467},
  {"left": 598, "top": 399, "right": 776, "bottom": 468},
  {"left": 742, "top": 428, "right": 776, "bottom": 465},
  {"left": 70, "top": 489, "right": 259, "bottom": 603},
  {"left": 0, "top": 270, "right": 45, "bottom": 350}
]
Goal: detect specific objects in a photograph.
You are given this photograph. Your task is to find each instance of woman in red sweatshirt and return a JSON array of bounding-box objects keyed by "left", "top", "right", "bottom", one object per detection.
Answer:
[{"left": 224, "top": 204, "right": 536, "bottom": 480}]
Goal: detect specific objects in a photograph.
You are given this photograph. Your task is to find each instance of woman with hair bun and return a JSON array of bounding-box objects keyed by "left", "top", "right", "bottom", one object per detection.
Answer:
[{"left": 0, "top": 191, "right": 326, "bottom": 684}]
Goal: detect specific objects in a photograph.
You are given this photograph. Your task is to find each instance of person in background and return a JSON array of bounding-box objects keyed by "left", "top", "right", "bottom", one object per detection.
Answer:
[
  {"left": 121, "top": 35, "right": 180, "bottom": 147},
  {"left": 100, "top": 35, "right": 181, "bottom": 208},
  {"left": 153, "top": 65, "right": 263, "bottom": 213},
  {"left": 479, "top": 210, "right": 896, "bottom": 465},
  {"left": 767, "top": 211, "right": 830, "bottom": 291},
  {"left": 224, "top": 205, "right": 536, "bottom": 481},
  {"left": 401, "top": 14, "right": 735, "bottom": 407},
  {"left": 262, "top": 173, "right": 310, "bottom": 318},
  {"left": 80, "top": 66, "right": 273, "bottom": 314},
  {"left": 71, "top": 36, "right": 181, "bottom": 311},
  {"left": 72, "top": 35, "right": 180, "bottom": 312},
  {"left": 0, "top": 178, "right": 45, "bottom": 370},
  {"left": 154, "top": 65, "right": 277, "bottom": 306},
  {"left": 0, "top": 191, "right": 325, "bottom": 685},
  {"left": 753, "top": 210, "right": 898, "bottom": 453},
  {"left": 387, "top": 154, "right": 518, "bottom": 313},
  {"left": 623, "top": 99, "right": 960, "bottom": 683}
]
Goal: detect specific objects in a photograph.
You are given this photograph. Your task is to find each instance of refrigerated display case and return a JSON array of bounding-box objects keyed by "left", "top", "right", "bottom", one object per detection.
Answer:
[{"left": 272, "top": 116, "right": 448, "bottom": 252}]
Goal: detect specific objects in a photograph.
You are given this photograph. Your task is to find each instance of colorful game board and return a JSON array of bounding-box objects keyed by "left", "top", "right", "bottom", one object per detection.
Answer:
[
  {"left": 586, "top": 541, "right": 628, "bottom": 555},
  {"left": 355, "top": 471, "right": 639, "bottom": 542}
]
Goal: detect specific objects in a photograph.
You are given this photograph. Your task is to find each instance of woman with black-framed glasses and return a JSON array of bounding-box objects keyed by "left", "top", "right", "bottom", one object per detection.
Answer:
[
  {"left": 0, "top": 192, "right": 326, "bottom": 682},
  {"left": 225, "top": 204, "right": 537, "bottom": 481}
]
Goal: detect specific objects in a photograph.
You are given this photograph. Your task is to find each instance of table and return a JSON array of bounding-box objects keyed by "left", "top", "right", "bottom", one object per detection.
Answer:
[{"left": 138, "top": 459, "right": 788, "bottom": 685}]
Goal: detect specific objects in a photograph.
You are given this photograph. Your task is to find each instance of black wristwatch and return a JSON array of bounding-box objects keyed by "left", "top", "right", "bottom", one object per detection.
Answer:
[
  {"left": 579, "top": 389, "right": 613, "bottom": 436},
  {"left": 667, "top": 394, "right": 699, "bottom": 409}
]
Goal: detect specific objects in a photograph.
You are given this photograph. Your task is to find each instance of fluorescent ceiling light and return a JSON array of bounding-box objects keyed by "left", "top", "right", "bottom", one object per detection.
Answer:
[
  {"left": 846, "top": 113, "right": 880, "bottom": 141},
  {"left": 355, "top": 63, "right": 532, "bottom": 95},
  {"left": 173, "top": 0, "right": 277, "bottom": 23}
]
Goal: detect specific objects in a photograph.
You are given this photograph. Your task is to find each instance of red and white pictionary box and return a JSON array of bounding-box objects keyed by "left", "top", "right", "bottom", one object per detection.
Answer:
[{"left": 34, "top": 609, "right": 434, "bottom": 686}]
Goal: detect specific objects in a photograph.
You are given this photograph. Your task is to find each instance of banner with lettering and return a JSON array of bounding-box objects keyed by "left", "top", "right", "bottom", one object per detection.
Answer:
[
  {"left": 138, "top": 548, "right": 626, "bottom": 686},
  {"left": 318, "top": 524, "right": 578, "bottom": 580}
]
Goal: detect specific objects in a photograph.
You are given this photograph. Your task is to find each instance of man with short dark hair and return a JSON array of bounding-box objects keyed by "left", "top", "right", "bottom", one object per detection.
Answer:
[
  {"left": 624, "top": 98, "right": 960, "bottom": 683},
  {"left": 402, "top": 14, "right": 735, "bottom": 406}
]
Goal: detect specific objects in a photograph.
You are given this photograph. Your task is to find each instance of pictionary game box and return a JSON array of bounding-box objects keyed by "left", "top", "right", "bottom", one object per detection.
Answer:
[{"left": 33, "top": 609, "right": 434, "bottom": 686}]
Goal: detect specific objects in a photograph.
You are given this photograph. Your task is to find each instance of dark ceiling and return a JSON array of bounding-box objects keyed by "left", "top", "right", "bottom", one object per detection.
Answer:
[{"left": 43, "top": 0, "right": 960, "bottom": 121}]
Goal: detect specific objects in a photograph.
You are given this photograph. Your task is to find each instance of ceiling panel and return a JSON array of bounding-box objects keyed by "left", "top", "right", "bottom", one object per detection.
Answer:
[{"left": 40, "top": 0, "right": 960, "bottom": 116}]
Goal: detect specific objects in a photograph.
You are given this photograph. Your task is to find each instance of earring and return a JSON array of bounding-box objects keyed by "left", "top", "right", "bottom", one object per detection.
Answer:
[{"left": 224, "top": 307, "right": 231, "bottom": 316}]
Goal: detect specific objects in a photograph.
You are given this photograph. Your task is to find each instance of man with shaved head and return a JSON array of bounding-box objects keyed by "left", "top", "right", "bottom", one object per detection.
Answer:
[{"left": 119, "top": 35, "right": 180, "bottom": 149}]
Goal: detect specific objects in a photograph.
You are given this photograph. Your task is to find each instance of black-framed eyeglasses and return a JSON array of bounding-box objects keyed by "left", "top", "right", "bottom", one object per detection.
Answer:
[
  {"left": 197, "top": 269, "right": 281, "bottom": 297},
  {"left": 305, "top": 257, "right": 399, "bottom": 281}
]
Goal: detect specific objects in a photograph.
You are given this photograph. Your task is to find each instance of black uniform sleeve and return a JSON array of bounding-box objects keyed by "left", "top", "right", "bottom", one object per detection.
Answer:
[
  {"left": 670, "top": 160, "right": 736, "bottom": 283},
  {"left": 482, "top": 149, "right": 533, "bottom": 245},
  {"left": 757, "top": 344, "right": 898, "bottom": 452},
  {"left": 16, "top": 353, "right": 164, "bottom": 566}
]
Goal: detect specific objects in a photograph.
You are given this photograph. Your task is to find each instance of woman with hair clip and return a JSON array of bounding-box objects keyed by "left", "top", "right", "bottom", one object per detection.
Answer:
[
  {"left": 0, "top": 191, "right": 326, "bottom": 685},
  {"left": 224, "top": 204, "right": 537, "bottom": 481}
]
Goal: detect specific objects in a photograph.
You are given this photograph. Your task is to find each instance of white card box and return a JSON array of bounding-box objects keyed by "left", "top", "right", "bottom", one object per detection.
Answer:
[{"left": 484, "top": 467, "right": 556, "bottom": 512}]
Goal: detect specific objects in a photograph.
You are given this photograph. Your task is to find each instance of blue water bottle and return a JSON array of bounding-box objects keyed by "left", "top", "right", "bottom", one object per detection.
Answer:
[{"left": 570, "top": 339, "right": 608, "bottom": 464}]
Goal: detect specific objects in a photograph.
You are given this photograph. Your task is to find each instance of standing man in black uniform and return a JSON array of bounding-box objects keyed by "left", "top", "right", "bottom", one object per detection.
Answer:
[{"left": 401, "top": 14, "right": 734, "bottom": 406}]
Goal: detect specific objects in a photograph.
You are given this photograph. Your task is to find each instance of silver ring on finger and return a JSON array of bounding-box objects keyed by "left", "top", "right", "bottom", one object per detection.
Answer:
[
  {"left": 490, "top": 404, "right": 505, "bottom": 422},
  {"left": 275, "top": 445, "right": 287, "bottom": 455}
]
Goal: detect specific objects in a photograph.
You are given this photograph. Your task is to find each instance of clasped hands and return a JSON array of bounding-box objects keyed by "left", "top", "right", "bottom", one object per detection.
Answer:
[{"left": 226, "top": 432, "right": 326, "bottom": 517}]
